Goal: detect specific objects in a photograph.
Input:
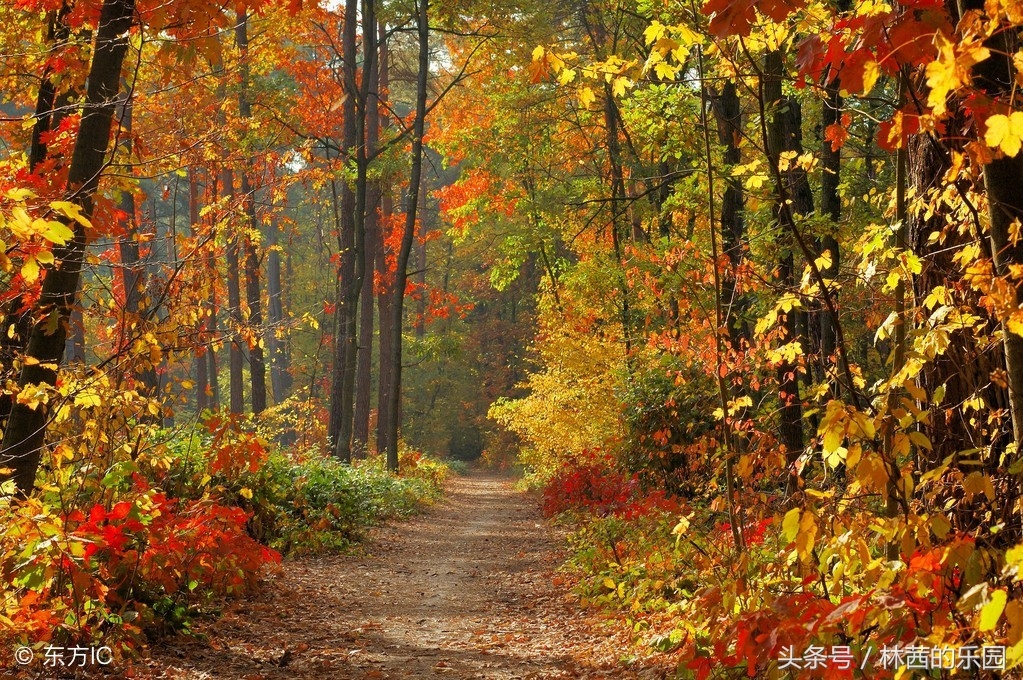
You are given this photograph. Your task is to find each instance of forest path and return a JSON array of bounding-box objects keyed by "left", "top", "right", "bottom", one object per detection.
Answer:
[{"left": 146, "top": 472, "right": 670, "bottom": 680}]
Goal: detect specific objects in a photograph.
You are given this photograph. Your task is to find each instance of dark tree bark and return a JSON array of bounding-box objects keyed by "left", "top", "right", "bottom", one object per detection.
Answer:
[
  {"left": 236, "top": 11, "right": 266, "bottom": 415},
  {"left": 224, "top": 167, "right": 245, "bottom": 415},
  {"left": 376, "top": 189, "right": 395, "bottom": 454},
  {"left": 764, "top": 49, "right": 806, "bottom": 493},
  {"left": 383, "top": 0, "right": 429, "bottom": 472},
  {"left": 267, "top": 214, "right": 291, "bottom": 405},
  {"left": 354, "top": 21, "right": 382, "bottom": 451},
  {"left": 0, "top": 0, "right": 137, "bottom": 496},
  {"left": 414, "top": 185, "right": 428, "bottom": 340},
  {"left": 375, "top": 28, "right": 393, "bottom": 454},
  {"left": 115, "top": 91, "right": 159, "bottom": 405},
  {"left": 330, "top": 0, "right": 377, "bottom": 461},
  {"left": 329, "top": 0, "right": 361, "bottom": 461},
  {"left": 191, "top": 169, "right": 210, "bottom": 412},
  {"left": 967, "top": 7, "right": 1023, "bottom": 447},
  {"left": 710, "top": 80, "right": 748, "bottom": 343}
]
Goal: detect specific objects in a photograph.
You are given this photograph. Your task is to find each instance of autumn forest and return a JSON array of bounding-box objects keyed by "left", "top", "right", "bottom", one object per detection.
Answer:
[{"left": 2, "top": 0, "right": 1023, "bottom": 677}]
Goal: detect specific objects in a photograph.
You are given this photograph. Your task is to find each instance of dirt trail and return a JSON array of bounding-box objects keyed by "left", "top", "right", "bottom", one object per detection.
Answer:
[{"left": 145, "top": 472, "right": 669, "bottom": 679}]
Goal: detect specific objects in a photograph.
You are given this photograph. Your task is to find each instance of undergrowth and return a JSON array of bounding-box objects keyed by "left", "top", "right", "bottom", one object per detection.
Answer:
[{"left": 0, "top": 411, "right": 449, "bottom": 659}]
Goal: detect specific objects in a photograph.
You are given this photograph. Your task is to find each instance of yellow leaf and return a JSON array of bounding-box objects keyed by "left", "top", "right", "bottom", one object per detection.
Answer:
[
  {"left": 643, "top": 21, "right": 665, "bottom": 45},
  {"left": 985, "top": 112, "right": 1023, "bottom": 157},
  {"left": 50, "top": 200, "right": 92, "bottom": 228},
  {"left": 979, "top": 589, "right": 1008, "bottom": 632},
  {"left": 6, "top": 188, "right": 34, "bottom": 201},
  {"left": 611, "top": 76, "right": 631, "bottom": 98},
  {"left": 861, "top": 59, "right": 880, "bottom": 95},
  {"left": 531, "top": 45, "right": 545, "bottom": 61},
  {"left": 41, "top": 220, "right": 74, "bottom": 245},
  {"left": 926, "top": 32, "right": 989, "bottom": 115},
  {"left": 782, "top": 507, "right": 800, "bottom": 542},
  {"left": 21, "top": 256, "right": 39, "bottom": 283},
  {"left": 578, "top": 87, "right": 596, "bottom": 108},
  {"left": 558, "top": 68, "right": 576, "bottom": 85},
  {"left": 653, "top": 62, "right": 677, "bottom": 81},
  {"left": 239, "top": 487, "right": 253, "bottom": 499},
  {"left": 795, "top": 511, "right": 817, "bottom": 560}
]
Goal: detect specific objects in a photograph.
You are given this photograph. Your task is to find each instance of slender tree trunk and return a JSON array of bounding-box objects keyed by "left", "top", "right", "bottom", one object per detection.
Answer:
[
  {"left": 376, "top": 191, "right": 394, "bottom": 453},
  {"left": 191, "top": 169, "right": 210, "bottom": 412},
  {"left": 236, "top": 12, "right": 266, "bottom": 415},
  {"left": 354, "top": 22, "right": 381, "bottom": 450},
  {"left": 241, "top": 173, "right": 266, "bottom": 414},
  {"left": 710, "top": 81, "right": 748, "bottom": 343},
  {"left": 817, "top": 0, "right": 850, "bottom": 384},
  {"left": 764, "top": 49, "right": 806, "bottom": 493},
  {"left": 375, "top": 28, "right": 393, "bottom": 454},
  {"left": 0, "top": 0, "right": 137, "bottom": 496},
  {"left": 267, "top": 214, "right": 291, "bottom": 405},
  {"left": 224, "top": 167, "right": 245, "bottom": 415},
  {"left": 115, "top": 90, "right": 159, "bottom": 406},
  {"left": 383, "top": 0, "right": 429, "bottom": 472},
  {"left": 415, "top": 180, "right": 428, "bottom": 339}
]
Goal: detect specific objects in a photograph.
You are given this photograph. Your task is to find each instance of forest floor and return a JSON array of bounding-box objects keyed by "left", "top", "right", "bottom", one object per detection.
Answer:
[{"left": 137, "top": 471, "right": 673, "bottom": 680}]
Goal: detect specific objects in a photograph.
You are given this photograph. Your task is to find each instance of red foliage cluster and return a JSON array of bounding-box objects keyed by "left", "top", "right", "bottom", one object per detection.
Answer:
[
  {"left": 7, "top": 482, "right": 280, "bottom": 646},
  {"left": 542, "top": 452, "right": 680, "bottom": 519}
]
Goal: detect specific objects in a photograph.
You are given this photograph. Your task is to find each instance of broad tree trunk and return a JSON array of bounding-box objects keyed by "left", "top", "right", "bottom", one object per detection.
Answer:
[
  {"left": 967, "top": 6, "right": 1023, "bottom": 448},
  {"left": 0, "top": 0, "right": 137, "bottom": 496}
]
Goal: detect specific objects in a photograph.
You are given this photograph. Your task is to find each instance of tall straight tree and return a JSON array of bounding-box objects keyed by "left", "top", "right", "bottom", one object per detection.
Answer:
[
  {"left": 382, "top": 0, "right": 429, "bottom": 472},
  {"left": 237, "top": 10, "right": 267, "bottom": 414},
  {"left": 375, "top": 29, "right": 394, "bottom": 454},
  {"left": 354, "top": 20, "right": 382, "bottom": 451},
  {"left": 329, "top": 0, "right": 377, "bottom": 461},
  {"left": 763, "top": 49, "right": 807, "bottom": 493},
  {"left": 0, "top": 0, "right": 137, "bottom": 495}
]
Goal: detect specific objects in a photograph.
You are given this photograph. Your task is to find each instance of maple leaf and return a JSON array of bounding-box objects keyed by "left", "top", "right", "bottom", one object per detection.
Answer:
[
  {"left": 925, "top": 31, "right": 990, "bottom": 116},
  {"left": 702, "top": 0, "right": 756, "bottom": 39},
  {"left": 984, "top": 111, "right": 1023, "bottom": 157}
]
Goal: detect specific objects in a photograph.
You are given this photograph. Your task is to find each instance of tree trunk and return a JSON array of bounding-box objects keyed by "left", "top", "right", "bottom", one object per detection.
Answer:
[
  {"left": 354, "top": 22, "right": 381, "bottom": 451},
  {"left": 236, "top": 12, "right": 266, "bottom": 415},
  {"left": 191, "top": 168, "right": 210, "bottom": 412},
  {"left": 764, "top": 49, "right": 806, "bottom": 493},
  {"left": 224, "top": 167, "right": 245, "bottom": 415},
  {"left": 818, "top": 78, "right": 842, "bottom": 387},
  {"left": 968, "top": 7, "right": 1023, "bottom": 448},
  {"left": 115, "top": 90, "right": 159, "bottom": 403},
  {"left": 375, "top": 27, "right": 393, "bottom": 454},
  {"left": 383, "top": 0, "right": 429, "bottom": 472},
  {"left": 710, "top": 80, "right": 748, "bottom": 343},
  {"left": 415, "top": 177, "right": 428, "bottom": 339},
  {"left": 267, "top": 214, "right": 291, "bottom": 405},
  {"left": 0, "top": 0, "right": 137, "bottom": 496}
]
